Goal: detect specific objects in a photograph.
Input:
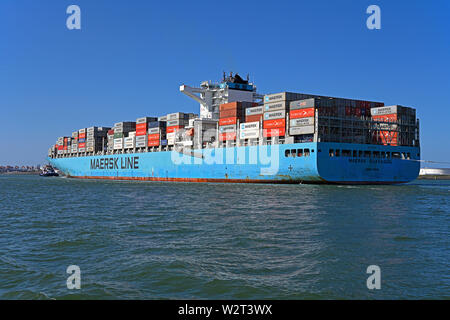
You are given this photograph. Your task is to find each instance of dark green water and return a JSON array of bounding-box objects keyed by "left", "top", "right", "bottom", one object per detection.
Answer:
[{"left": 0, "top": 175, "right": 448, "bottom": 299}]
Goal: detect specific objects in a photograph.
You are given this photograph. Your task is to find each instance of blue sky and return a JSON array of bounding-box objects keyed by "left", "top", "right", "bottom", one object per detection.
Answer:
[{"left": 0, "top": 0, "right": 449, "bottom": 166}]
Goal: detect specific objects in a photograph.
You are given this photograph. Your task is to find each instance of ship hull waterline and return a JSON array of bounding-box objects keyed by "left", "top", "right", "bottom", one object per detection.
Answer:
[{"left": 49, "top": 142, "right": 420, "bottom": 185}]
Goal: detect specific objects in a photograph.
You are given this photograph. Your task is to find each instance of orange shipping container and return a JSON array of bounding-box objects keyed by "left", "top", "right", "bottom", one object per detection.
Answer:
[
  {"left": 136, "top": 128, "right": 147, "bottom": 136},
  {"left": 136, "top": 123, "right": 147, "bottom": 130},
  {"left": 79, "top": 133, "right": 86, "bottom": 139},
  {"left": 220, "top": 109, "right": 244, "bottom": 118},
  {"left": 372, "top": 114, "right": 397, "bottom": 122},
  {"left": 148, "top": 140, "right": 160, "bottom": 147},
  {"left": 290, "top": 108, "right": 315, "bottom": 119},
  {"left": 219, "top": 102, "right": 240, "bottom": 112},
  {"left": 263, "top": 127, "right": 285, "bottom": 137},
  {"left": 245, "top": 114, "right": 263, "bottom": 123},
  {"left": 219, "top": 117, "right": 238, "bottom": 126},
  {"left": 147, "top": 133, "right": 160, "bottom": 141},
  {"left": 379, "top": 131, "right": 398, "bottom": 146},
  {"left": 219, "top": 132, "right": 236, "bottom": 141},
  {"left": 263, "top": 118, "right": 285, "bottom": 129},
  {"left": 219, "top": 101, "right": 257, "bottom": 112}
]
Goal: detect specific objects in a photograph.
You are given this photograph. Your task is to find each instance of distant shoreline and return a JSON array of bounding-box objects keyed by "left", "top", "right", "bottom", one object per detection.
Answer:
[
  {"left": 0, "top": 172, "right": 40, "bottom": 175},
  {"left": 418, "top": 175, "right": 450, "bottom": 180}
]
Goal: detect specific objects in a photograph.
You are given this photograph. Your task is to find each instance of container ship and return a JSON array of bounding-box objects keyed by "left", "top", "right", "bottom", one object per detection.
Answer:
[{"left": 48, "top": 73, "right": 420, "bottom": 184}]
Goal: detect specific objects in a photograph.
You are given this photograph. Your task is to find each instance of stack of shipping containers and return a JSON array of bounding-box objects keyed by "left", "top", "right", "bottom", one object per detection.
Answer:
[
  {"left": 240, "top": 105, "right": 263, "bottom": 142},
  {"left": 370, "top": 105, "right": 417, "bottom": 146},
  {"left": 135, "top": 117, "right": 157, "bottom": 149},
  {"left": 107, "top": 129, "right": 115, "bottom": 153},
  {"left": 113, "top": 122, "right": 135, "bottom": 151},
  {"left": 289, "top": 98, "right": 316, "bottom": 142},
  {"left": 166, "top": 113, "right": 191, "bottom": 146},
  {"left": 49, "top": 90, "right": 420, "bottom": 159},
  {"left": 124, "top": 131, "right": 136, "bottom": 150},
  {"left": 57, "top": 137, "right": 64, "bottom": 156},
  {"left": 262, "top": 94, "right": 293, "bottom": 139},
  {"left": 218, "top": 102, "right": 254, "bottom": 144},
  {"left": 78, "top": 129, "right": 86, "bottom": 153},
  {"left": 147, "top": 120, "right": 166, "bottom": 148},
  {"left": 86, "top": 127, "right": 109, "bottom": 153},
  {"left": 71, "top": 131, "right": 78, "bottom": 154}
]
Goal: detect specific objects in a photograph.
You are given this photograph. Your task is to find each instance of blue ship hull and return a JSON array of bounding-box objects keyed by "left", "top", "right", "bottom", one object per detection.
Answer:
[{"left": 49, "top": 142, "right": 420, "bottom": 184}]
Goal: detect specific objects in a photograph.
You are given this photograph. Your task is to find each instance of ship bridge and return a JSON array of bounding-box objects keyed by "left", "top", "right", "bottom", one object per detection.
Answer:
[{"left": 180, "top": 72, "right": 263, "bottom": 120}]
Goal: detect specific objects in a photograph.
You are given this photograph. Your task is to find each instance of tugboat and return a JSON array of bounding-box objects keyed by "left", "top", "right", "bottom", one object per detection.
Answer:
[{"left": 39, "top": 165, "right": 59, "bottom": 177}]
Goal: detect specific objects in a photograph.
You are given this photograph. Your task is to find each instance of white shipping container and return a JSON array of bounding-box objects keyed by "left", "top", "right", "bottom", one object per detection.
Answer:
[
  {"left": 371, "top": 105, "right": 398, "bottom": 116},
  {"left": 167, "top": 119, "right": 188, "bottom": 126},
  {"left": 290, "top": 117, "right": 314, "bottom": 127},
  {"left": 264, "top": 92, "right": 304, "bottom": 104},
  {"left": 135, "top": 141, "right": 147, "bottom": 148},
  {"left": 240, "top": 130, "right": 259, "bottom": 140},
  {"left": 167, "top": 112, "right": 186, "bottom": 120},
  {"left": 240, "top": 121, "right": 260, "bottom": 131},
  {"left": 290, "top": 98, "right": 315, "bottom": 110},
  {"left": 148, "top": 127, "right": 160, "bottom": 134},
  {"left": 264, "top": 110, "right": 286, "bottom": 120},
  {"left": 219, "top": 125, "right": 236, "bottom": 133},
  {"left": 135, "top": 135, "right": 147, "bottom": 141},
  {"left": 245, "top": 106, "right": 264, "bottom": 116},
  {"left": 264, "top": 101, "right": 289, "bottom": 112},
  {"left": 289, "top": 126, "right": 315, "bottom": 135}
]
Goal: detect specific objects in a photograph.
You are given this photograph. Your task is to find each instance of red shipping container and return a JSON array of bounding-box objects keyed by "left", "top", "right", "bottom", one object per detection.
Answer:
[
  {"left": 219, "top": 117, "right": 238, "bottom": 126},
  {"left": 107, "top": 129, "right": 115, "bottom": 135},
  {"left": 167, "top": 126, "right": 184, "bottom": 133},
  {"left": 147, "top": 139, "right": 159, "bottom": 147},
  {"left": 78, "top": 143, "right": 86, "bottom": 148},
  {"left": 290, "top": 108, "right": 314, "bottom": 119},
  {"left": 148, "top": 140, "right": 160, "bottom": 147},
  {"left": 136, "top": 128, "right": 147, "bottom": 136},
  {"left": 219, "top": 132, "right": 236, "bottom": 141},
  {"left": 263, "top": 118, "right": 285, "bottom": 129},
  {"left": 263, "top": 127, "right": 285, "bottom": 137},
  {"left": 219, "top": 102, "right": 240, "bottom": 112},
  {"left": 219, "top": 101, "right": 256, "bottom": 112},
  {"left": 79, "top": 133, "right": 86, "bottom": 139},
  {"left": 57, "top": 146, "right": 63, "bottom": 150},
  {"left": 220, "top": 109, "right": 244, "bottom": 118},
  {"left": 380, "top": 131, "right": 398, "bottom": 146},
  {"left": 136, "top": 123, "right": 147, "bottom": 130},
  {"left": 147, "top": 133, "right": 160, "bottom": 141},
  {"left": 372, "top": 114, "right": 397, "bottom": 122},
  {"left": 245, "top": 115, "right": 263, "bottom": 123},
  {"left": 63, "top": 146, "right": 68, "bottom": 150}
]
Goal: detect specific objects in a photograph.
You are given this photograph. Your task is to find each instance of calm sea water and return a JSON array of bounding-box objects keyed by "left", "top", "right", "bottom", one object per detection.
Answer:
[{"left": 0, "top": 175, "right": 448, "bottom": 299}]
